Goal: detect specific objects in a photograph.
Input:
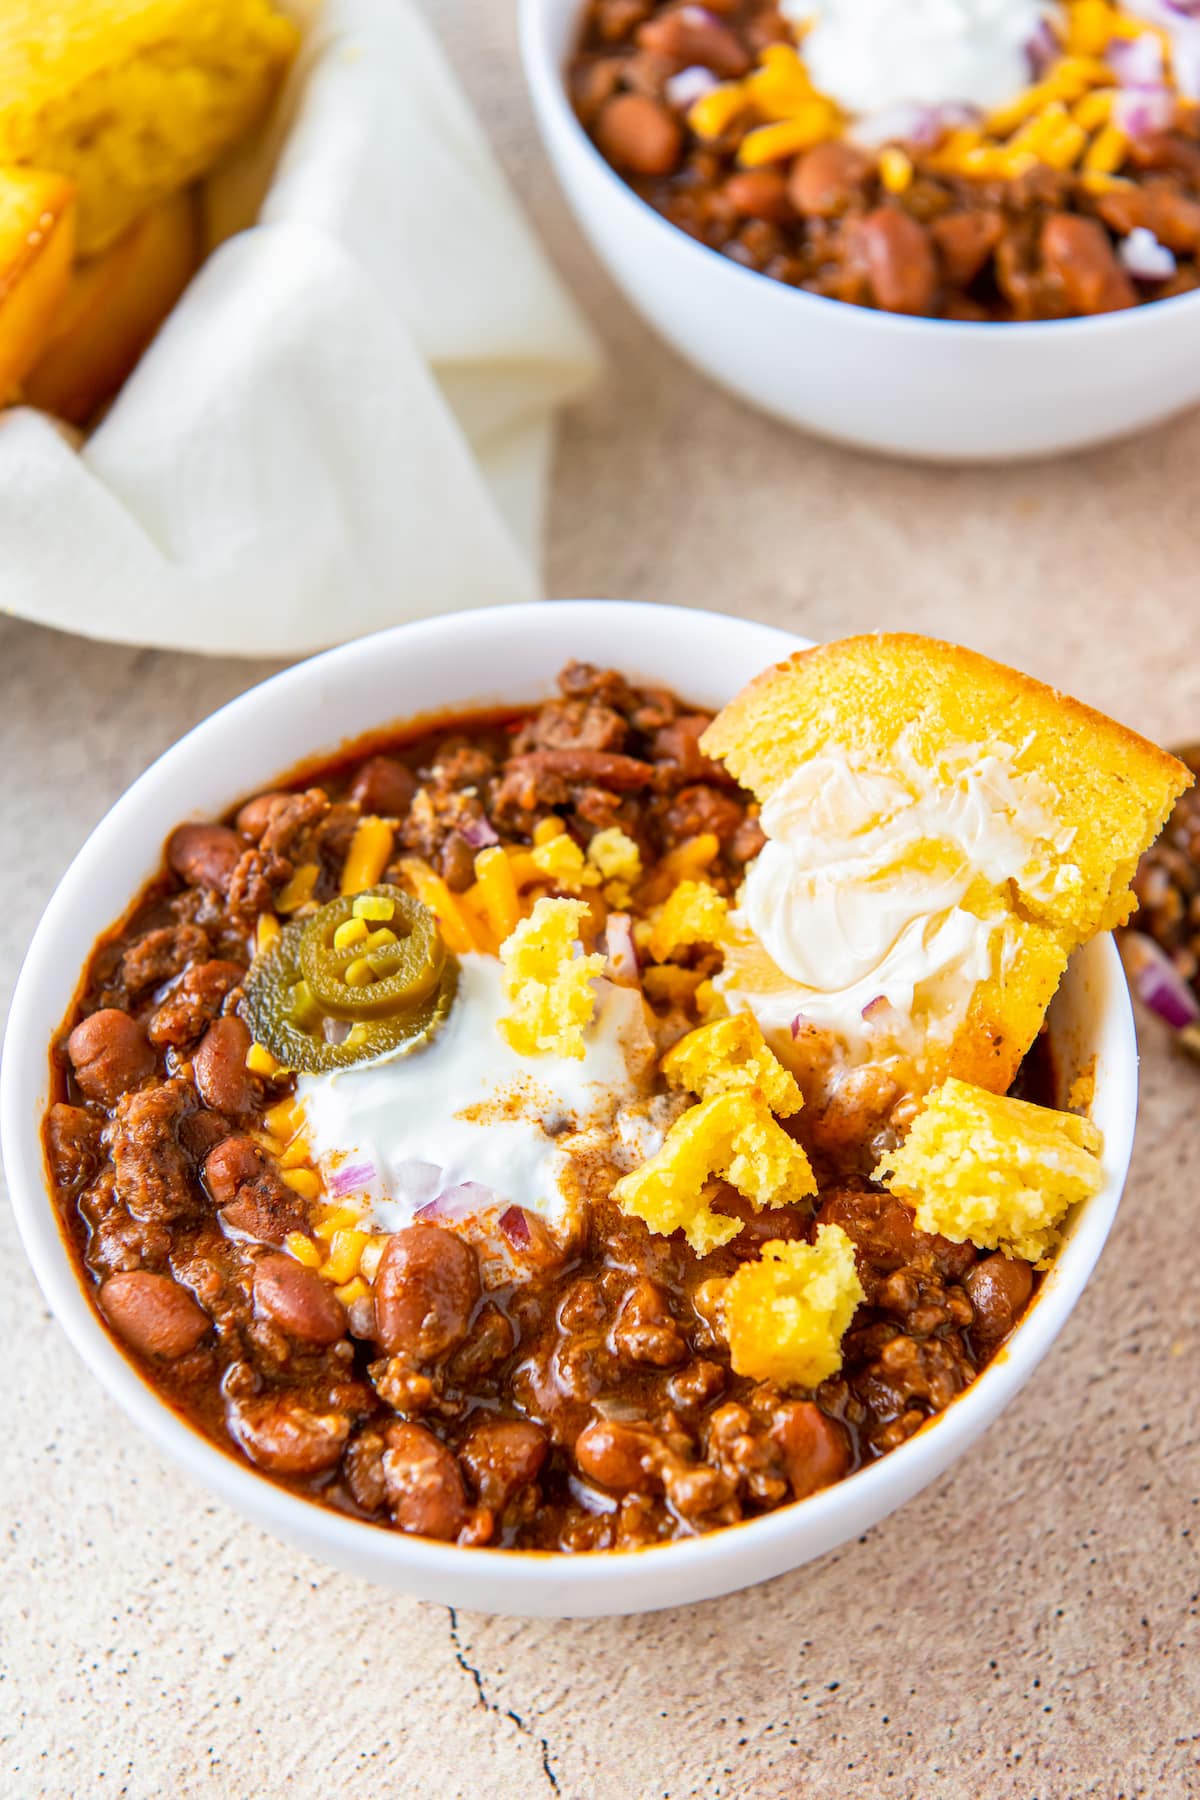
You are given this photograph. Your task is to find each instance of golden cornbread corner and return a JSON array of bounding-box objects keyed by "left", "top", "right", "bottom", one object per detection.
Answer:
[
  {"left": 498, "top": 896, "right": 604, "bottom": 1060},
  {"left": 612, "top": 1089, "right": 815, "bottom": 1255},
  {"left": 0, "top": 0, "right": 299, "bottom": 255},
  {"left": 876, "top": 1077, "right": 1105, "bottom": 1266},
  {"left": 701, "top": 633, "right": 1191, "bottom": 1095},
  {"left": 662, "top": 1014, "right": 802, "bottom": 1117},
  {"left": 722, "top": 1225, "right": 865, "bottom": 1388},
  {"left": 0, "top": 165, "right": 75, "bottom": 400},
  {"left": 647, "top": 879, "right": 728, "bottom": 964}
]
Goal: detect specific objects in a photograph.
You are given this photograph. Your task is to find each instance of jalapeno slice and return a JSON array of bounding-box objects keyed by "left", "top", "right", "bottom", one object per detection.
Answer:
[
  {"left": 242, "top": 891, "right": 457, "bottom": 1074},
  {"left": 299, "top": 886, "right": 445, "bottom": 1019}
]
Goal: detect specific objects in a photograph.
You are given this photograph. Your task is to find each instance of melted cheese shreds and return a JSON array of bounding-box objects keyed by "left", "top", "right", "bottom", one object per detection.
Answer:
[
  {"left": 662, "top": 1014, "right": 803, "bottom": 1117},
  {"left": 648, "top": 879, "right": 729, "bottom": 963},
  {"left": 876, "top": 1077, "right": 1104, "bottom": 1265},
  {"left": 612, "top": 1089, "right": 815, "bottom": 1255},
  {"left": 498, "top": 897, "right": 604, "bottom": 1060},
  {"left": 722, "top": 1226, "right": 865, "bottom": 1388}
]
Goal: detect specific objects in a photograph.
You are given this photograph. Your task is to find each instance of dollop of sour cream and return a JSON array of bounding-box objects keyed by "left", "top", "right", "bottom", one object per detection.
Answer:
[
  {"left": 783, "top": 0, "right": 1053, "bottom": 116},
  {"left": 721, "top": 738, "right": 1079, "bottom": 1055},
  {"left": 298, "top": 953, "right": 656, "bottom": 1242}
]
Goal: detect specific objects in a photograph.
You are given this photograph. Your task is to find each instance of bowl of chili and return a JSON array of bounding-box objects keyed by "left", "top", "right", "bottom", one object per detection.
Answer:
[
  {"left": 520, "top": 0, "right": 1200, "bottom": 458},
  {"left": 1, "top": 601, "right": 1139, "bottom": 1615}
]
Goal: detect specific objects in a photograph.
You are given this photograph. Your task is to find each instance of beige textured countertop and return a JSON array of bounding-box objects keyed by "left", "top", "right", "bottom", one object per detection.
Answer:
[{"left": 3, "top": 4, "right": 1200, "bottom": 1795}]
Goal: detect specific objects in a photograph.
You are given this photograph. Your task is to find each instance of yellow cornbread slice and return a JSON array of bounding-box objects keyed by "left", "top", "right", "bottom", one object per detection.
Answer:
[
  {"left": 702, "top": 634, "right": 1191, "bottom": 1095},
  {"left": 612, "top": 1089, "right": 816, "bottom": 1255},
  {"left": 721, "top": 1226, "right": 864, "bottom": 1388},
  {"left": 498, "top": 896, "right": 603, "bottom": 1060},
  {"left": 876, "top": 1077, "right": 1105, "bottom": 1265},
  {"left": 0, "top": 164, "right": 75, "bottom": 399},
  {"left": 0, "top": 0, "right": 299, "bottom": 255},
  {"left": 647, "top": 879, "right": 728, "bottom": 964},
  {"left": 662, "top": 1014, "right": 803, "bottom": 1117}
]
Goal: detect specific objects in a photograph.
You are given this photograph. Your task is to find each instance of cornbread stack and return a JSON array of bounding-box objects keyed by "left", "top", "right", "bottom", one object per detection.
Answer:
[{"left": 0, "top": 0, "right": 297, "bottom": 420}]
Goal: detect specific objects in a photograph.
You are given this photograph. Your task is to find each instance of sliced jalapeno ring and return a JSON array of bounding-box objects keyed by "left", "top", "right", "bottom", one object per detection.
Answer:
[
  {"left": 242, "top": 915, "right": 457, "bottom": 1074},
  {"left": 299, "top": 886, "right": 444, "bottom": 1020}
]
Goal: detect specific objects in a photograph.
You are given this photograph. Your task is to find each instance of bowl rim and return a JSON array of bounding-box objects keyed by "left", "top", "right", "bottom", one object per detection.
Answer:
[
  {"left": 518, "top": 0, "right": 1200, "bottom": 340},
  {"left": 0, "top": 598, "right": 1138, "bottom": 1607}
]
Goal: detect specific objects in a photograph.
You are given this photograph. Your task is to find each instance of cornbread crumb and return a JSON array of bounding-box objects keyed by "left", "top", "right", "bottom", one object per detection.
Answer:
[
  {"left": 648, "top": 879, "right": 728, "bottom": 964},
  {"left": 498, "top": 896, "right": 603, "bottom": 1060},
  {"left": 722, "top": 1226, "right": 864, "bottom": 1387},
  {"left": 586, "top": 827, "right": 642, "bottom": 885},
  {"left": 612, "top": 1089, "right": 815, "bottom": 1255},
  {"left": 877, "top": 1076, "right": 1105, "bottom": 1265},
  {"left": 530, "top": 832, "right": 601, "bottom": 892},
  {"left": 663, "top": 1014, "right": 802, "bottom": 1117}
]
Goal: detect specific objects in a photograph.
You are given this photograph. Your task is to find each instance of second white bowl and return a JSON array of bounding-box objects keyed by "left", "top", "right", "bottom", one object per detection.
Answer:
[{"left": 520, "top": 0, "right": 1200, "bottom": 460}]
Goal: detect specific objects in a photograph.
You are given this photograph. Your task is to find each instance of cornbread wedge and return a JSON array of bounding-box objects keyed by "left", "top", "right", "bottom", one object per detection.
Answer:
[
  {"left": 0, "top": 0, "right": 299, "bottom": 255},
  {"left": 703, "top": 635, "right": 1191, "bottom": 1096},
  {"left": 0, "top": 165, "right": 75, "bottom": 401},
  {"left": 25, "top": 187, "right": 199, "bottom": 423}
]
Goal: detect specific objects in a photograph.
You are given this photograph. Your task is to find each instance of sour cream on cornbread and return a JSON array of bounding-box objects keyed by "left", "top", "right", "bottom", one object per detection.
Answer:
[
  {"left": 298, "top": 953, "right": 658, "bottom": 1242},
  {"left": 783, "top": 0, "right": 1051, "bottom": 115},
  {"left": 720, "top": 738, "right": 1079, "bottom": 1058}
]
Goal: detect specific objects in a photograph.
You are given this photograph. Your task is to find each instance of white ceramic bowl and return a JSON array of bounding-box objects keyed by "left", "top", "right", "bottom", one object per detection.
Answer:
[
  {"left": 2, "top": 601, "right": 1136, "bottom": 1616},
  {"left": 520, "top": 0, "right": 1200, "bottom": 460}
]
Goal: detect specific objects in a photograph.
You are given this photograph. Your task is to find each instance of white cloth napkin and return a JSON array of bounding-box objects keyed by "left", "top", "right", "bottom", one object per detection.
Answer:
[{"left": 0, "top": 0, "right": 600, "bottom": 656}]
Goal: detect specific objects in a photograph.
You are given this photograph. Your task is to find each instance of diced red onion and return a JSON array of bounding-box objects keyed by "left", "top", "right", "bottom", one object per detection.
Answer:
[
  {"left": 457, "top": 815, "right": 499, "bottom": 851},
  {"left": 498, "top": 1204, "right": 532, "bottom": 1248},
  {"left": 1113, "top": 85, "right": 1175, "bottom": 137},
  {"left": 1107, "top": 30, "right": 1165, "bottom": 87},
  {"left": 861, "top": 994, "right": 889, "bottom": 1021},
  {"left": 604, "top": 912, "right": 639, "bottom": 985},
  {"left": 1171, "top": 21, "right": 1200, "bottom": 98},
  {"left": 417, "top": 1180, "right": 497, "bottom": 1222},
  {"left": 665, "top": 64, "right": 720, "bottom": 110},
  {"left": 394, "top": 1159, "right": 442, "bottom": 1206},
  {"left": 791, "top": 1011, "right": 816, "bottom": 1038},
  {"left": 329, "top": 1160, "right": 376, "bottom": 1197},
  {"left": 1120, "top": 930, "right": 1200, "bottom": 1029},
  {"left": 1025, "top": 17, "right": 1061, "bottom": 76},
  {"left": 1120, "top": 225, "right": 1178, "bottom": 278}
]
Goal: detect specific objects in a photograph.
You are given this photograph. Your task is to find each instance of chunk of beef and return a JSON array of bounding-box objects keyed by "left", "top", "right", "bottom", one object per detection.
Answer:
[
  {"left": 147, "top": 960, "right": 245, "bottom": 1049},
  {"left": 119, "top": 923, "right": 211, "bottom": 995},
  {"left": 106, "top": 1079, "right": 200, "bottom": 1222}
]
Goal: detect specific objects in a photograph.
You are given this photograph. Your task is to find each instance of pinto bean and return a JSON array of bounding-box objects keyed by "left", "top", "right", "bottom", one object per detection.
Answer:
[
  {"left": 374, "top": 1225, "right": 480, "bottom": 1362},
  {"left": 859, "top": 207, "right": 938, "bottom": 315},
  {"left": 234, "top": 793, "right": 291, "bottom": 840},
  {"left": 167, "top": 823, "right": 243, "bottom": 893},
  {"left": 931, "top": 209, "right": 1004, "bottom": 287},
  {"left": 253, "top": 1253, "right": 346, "bottom": 1346},
  {"left": 66, "top": 1009, "right": 155, "bottom": 1105},
  {"left": 1041, "top": 214, "right": 1135, "bottom": 315},
  {"left": 723, "top": 169, "right": 798, "bottom": 221},
  {"left": 228, "top": 1392, "right": 350, "bottom": 1475},
  {"left": 574, "top": 1417, "right": 662, "bottom": 1493},
  {"left": 772, "top": 1401, "right": 850, "bottom": 1500},
  {"left": 965, "top": 1254, "right": 1034, "bottom": 1354},
  {"left": 100, "top": 1270, "right": 210, "bottom": 1358},
  {"left": 460, "top": 1418, "right": 548, "bottom": 1511},
  {"left": 381, "top": 1421, "right": 469, "bottom": 1540},
  {"left": 205, "top": 1136, "right": 304, "bottom": 1245},
  {"left": 636, "top": 7, "right": 750, "bottom": 77},
  {"left": 1095, "top": 183, "right": 1200, "bottom": 254},
  {"left": 192, "top": 1016, "right": 256, "bottom": 1117},
  {"left": 788, "top": 140, "right": 871, "bottom": 219},
  {"left": 349, "top": 755, "right": 417, "bottom": 819},
  {"left": 596, "top": 92, "right": 683, "bottom": 177}
]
